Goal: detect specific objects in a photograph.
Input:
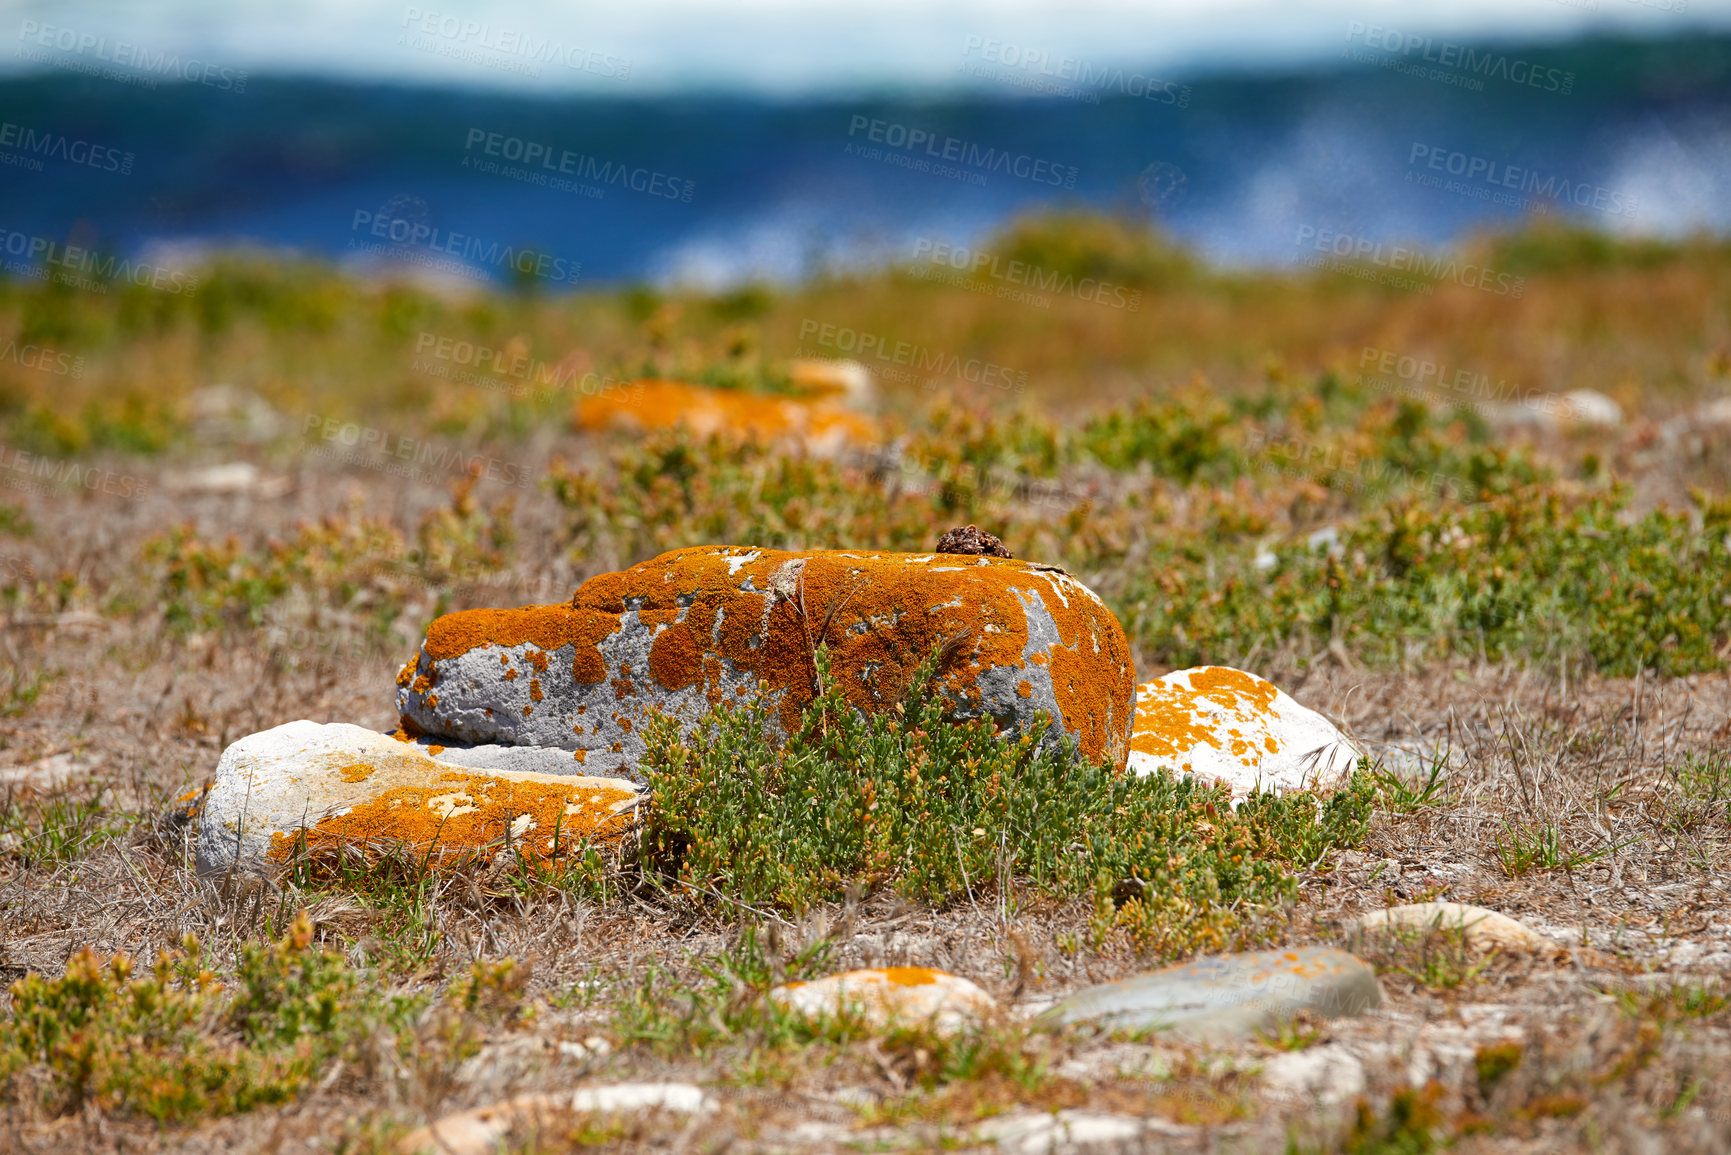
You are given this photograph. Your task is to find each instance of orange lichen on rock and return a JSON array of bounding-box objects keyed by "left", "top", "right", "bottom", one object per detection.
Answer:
[
  {"left": 1131, "top": 666, "right": 1281, "bottom": 763},
  {"left": 578, "top": 547, "right": 1133, "bottom": 765},
  {"left": 423, "top": 604, "right": 620, "bottom": 685},
  {"left": 400, "top": 546, "right": 1136, "bottom": 772},
  {"left": 265, "top": 770, "right": 638, "bottom": 865},
  {"left": 574, "top": 378, "right": 879, "bottom": 454},
  {"left": 884, "top": 966, "right": 940, "bottom": 986}
]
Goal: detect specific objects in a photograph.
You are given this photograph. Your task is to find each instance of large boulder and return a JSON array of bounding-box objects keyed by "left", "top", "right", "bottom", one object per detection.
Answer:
[
  {"left": 197, "top": 721, "right": 642, "bottom": 874},
  {"left": 396, "top": 547, "right": 1137, "bottom": 779},
  {"left": 1128, "top": 666, "right": 1359, "bottom": 799}
]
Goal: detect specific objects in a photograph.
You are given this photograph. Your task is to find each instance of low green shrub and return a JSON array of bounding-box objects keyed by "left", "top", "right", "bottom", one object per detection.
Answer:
[
  {"left": 642, "top": 645, "right": 1373, "bottom": 958},
  {"left": 0, "top": 912, "right": 422, "bottom": 1123}
]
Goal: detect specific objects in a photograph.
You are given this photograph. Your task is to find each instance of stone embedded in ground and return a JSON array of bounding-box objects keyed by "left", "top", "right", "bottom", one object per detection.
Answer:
[
  {"left": 398, "top": 1083, "right": 710, "bottom": 1155},
  {"left": 1037, "top": 947, "right": 1381, "bottom": 1042},
  {"left": 1350, "top": 903, "right": 1550, "bottom": 954},
  {"left": 1261, "top": 1044, "right": 1367, "bottom": 1105},
  {"left": 0, "top": 750, "right": 102, "bottom": 792},
  {"left": 574, "top": 377, "right": 879, "bottom": 456},
  {"left": 196, "top": 720, "right": 641, "bottom": 875},
  {"left": 1128, "top": 666, "right": 1359, "bottom": 799},
  {"left": 397, "top": 546, "right": 1137, "bottom": 780},
  {"left": 769, "top": 967, "right": 998, "bottom": 1035},
  {"left": 936, "top": 523, "right": 1013, "bottom": 558},
  {"left": 976, "top": 1110, "right": 1179, "bottom": 1152}
]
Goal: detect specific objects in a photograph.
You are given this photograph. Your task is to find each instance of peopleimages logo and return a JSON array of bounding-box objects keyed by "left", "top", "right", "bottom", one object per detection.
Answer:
[
  {"left": 462, "top": 129, "right": 694, "bottom": 202},
  {"left": 845, "top": 116, "right": 1078, "bottom": 189},
  {"left": 1407, "top": 144, "right": 1637, "bottom": 219},
  {"left": 349, "top": 206, "right": 582, "bottom": 285},
  {"left": 1293, "top": 225, "right": 1525, "bottom": 298},
  {"left": 301, "top": 415, "right": 533, "bottom": 489},
  {"left": 958, "top": 36, "right": 1191, "bottom": 107},
  {"left": 1344, "top": 22, "right": 1575, "bottom": 94},
  {"left": 0, "top": 228, "right": 200, "bottom": 295},
  {"left": 0, "top": 339, "right": 83, "bottom": 377},
  {"left": 15, "top": 20, "right": 248, "bottom": 92},
  {"left": 0, "top": 121, "right": 133, "bottom": 175},
  {"left": 798, "top": 319, "right": 1027, "bottom": 394},
  {"left": 910, "top": 238, "right": 1141, "bottom": 311},
  {"left": 399, "top": 7, "right": 630, "bottom": 80}
]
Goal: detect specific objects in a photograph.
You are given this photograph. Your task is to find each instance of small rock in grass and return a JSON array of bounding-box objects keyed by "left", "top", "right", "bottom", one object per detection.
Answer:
[
  {"left": 196, "top": 720, "right": 642, "bottom": 875},
  {"left": 1349, "top": 903, "right": 1549, "bottom": 954},
  {"left": 1128, "top": 666, "right": 1360, "bottom": 800},
  {"left": 769, "top": 967, "right": 997, "bottom": 1036},
  {"left": 1261, "top": 1044, "right": 1367, "bottom": 1105},
  {"left": 1037, "top": 947, "right": 1381, "bottom": 1042},
  {"left": 978, "top": 1110, "right": 1165, "bottom": 1151},
  {"left": 0, "top": 751, "right": 101, "bottom": 792},
  {"left": 398, "top": 1083, "right": 710, "bottom": 1155}
]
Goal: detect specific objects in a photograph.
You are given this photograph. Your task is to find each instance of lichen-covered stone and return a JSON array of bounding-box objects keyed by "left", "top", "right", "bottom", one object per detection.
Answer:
[
  {"left": 197, "top": 721, "right": 641, "bottom": 874},
  {"left": 396, "top": 546, "right": 1137, "bottom": 780},
  {"left": 770, "top": 967, "right": 996, "bottom": 1035},
  {"left": 575, "top": 378, "right": 878, "bottom": 456},
  {"left": 1037, "top": 947, "right": 1381, "bottom": 1042},
  {"left": 1129, "top": 666, "right": 1359, "bottom": 799}
]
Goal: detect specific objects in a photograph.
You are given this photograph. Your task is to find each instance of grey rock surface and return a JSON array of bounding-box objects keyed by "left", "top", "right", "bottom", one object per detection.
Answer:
[{"left": 1038, "top": 947, "right": 1381, "bottom": 1042}]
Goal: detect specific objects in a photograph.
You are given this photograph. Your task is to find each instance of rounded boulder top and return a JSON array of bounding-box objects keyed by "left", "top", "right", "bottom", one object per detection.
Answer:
[{"left": 398, "top": 546, "right": 1136, "bottom": 777}]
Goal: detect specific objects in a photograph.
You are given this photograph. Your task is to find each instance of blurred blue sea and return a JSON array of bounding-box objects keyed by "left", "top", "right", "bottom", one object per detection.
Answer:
[{"left": 1, "top": 35, "right": 1728, "bottom": 288}]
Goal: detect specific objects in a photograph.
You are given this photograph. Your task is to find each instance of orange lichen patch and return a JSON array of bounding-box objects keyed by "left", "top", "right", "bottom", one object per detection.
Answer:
[
  {"left": 648, "top": 621, "right": 703, "bottom": 690},
  {"left": 395, "top": 659, "right": 417, "bottom": 688},
  {"left": 337, "top": 763, "right": 374, "bottom": 783},
  {"left": 169, "top": 786, "right": 207, "bottom": 822},
  {"left": 427, "top": 745, "right": 445, "bottom": 755},
  {"left": 574, "top": 378, "right": 878, "bottom": 454},
  {"left": 419, "top": 604, "right": 621, "bottom": 687},
  {"left": 1131, "top": 666, "right": 1283, "bottom": 766},
  {"left": 882, "top": 967, "right": 940, "bottom": 987},
  {"left": 502, "top": 668, "right": 518, "bottom": 681},
  {"left": 574, "top": 546, "right": 1134, "bottom": 765},
  {"left": 529, "top": 678, "right": 544, "bottom": 701},
  {"left": 412, "top": 672, "right": 435, "bottom": 694},
  {"left": 266, "top": 771, "right": 638, "bottom": 866},
  {"left": 526, "top": 649, "right": 549, "bottom": 673},
  {"left": 1017, "top": 680, "right": 1033, "bottom": 699}
]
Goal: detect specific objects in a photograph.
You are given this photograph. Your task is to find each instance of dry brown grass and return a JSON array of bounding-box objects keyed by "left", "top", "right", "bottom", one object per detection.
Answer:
[{"left": 4, "top": 225, "right": 1731, "bottom": 1151}]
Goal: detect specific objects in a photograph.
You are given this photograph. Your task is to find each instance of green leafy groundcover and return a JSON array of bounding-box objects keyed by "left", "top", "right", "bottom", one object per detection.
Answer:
[
  {"left": 643, "top": 647, "right": 1374, "bottom": 958},
  {"left": 0, "top": 913, "right": 422, "bottom": 1123},
  {"left": 1127, "top": 485, "right": 1731, "bottom": 677}
]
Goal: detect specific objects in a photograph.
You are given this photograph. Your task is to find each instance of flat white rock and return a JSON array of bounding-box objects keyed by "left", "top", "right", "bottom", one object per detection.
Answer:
[
  {"left": 1128, "top": 666, "right": 1359, "bottom": 799},
  {"left": 398, "top": 1083, "right": 709, "bottom": 1155},
  {"left": 1350, "top": 903, "right": 1550, "bottom": 954},
  {"left": 1262, "top": 1044, "right": 1367, "bottom": 1105},
  {"left": 197, "top": 720, "right": 641, "bottom": 874},
  {"left": 769, "top": 967, "right": 996, "bottom": 1036}
]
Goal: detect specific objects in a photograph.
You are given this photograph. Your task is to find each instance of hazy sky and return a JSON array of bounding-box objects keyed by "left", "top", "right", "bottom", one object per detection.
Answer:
[{"left": 8, "top": 0, "right": 1731, "bottom": 94}]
